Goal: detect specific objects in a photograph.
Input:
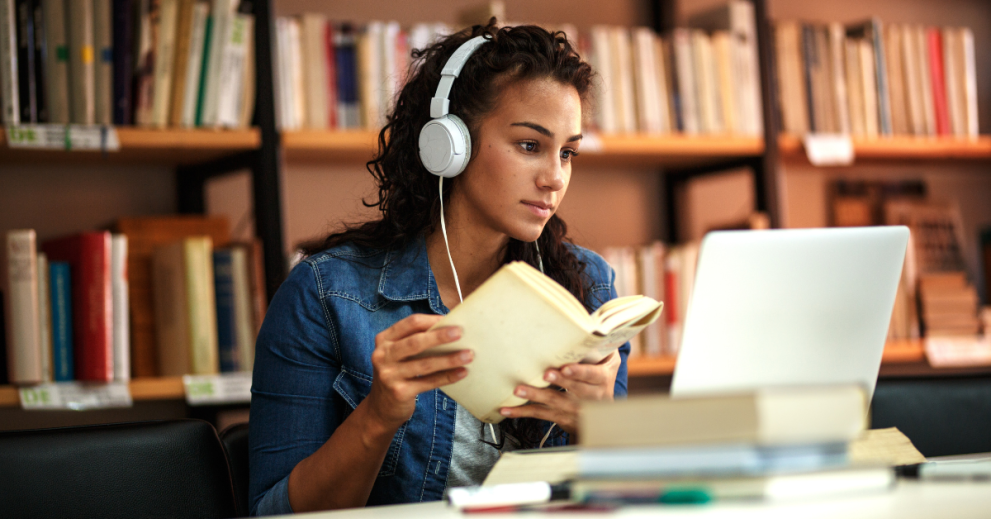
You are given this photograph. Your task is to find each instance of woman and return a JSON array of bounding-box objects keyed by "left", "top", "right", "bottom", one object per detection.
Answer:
[{"left": 249, "top": 22, "right": 630, "bottom": 515}]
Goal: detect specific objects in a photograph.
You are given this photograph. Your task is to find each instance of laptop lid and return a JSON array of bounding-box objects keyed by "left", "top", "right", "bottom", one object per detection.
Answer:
[{"left": 670, "top": 226, "right": 909, "bottom": 401}]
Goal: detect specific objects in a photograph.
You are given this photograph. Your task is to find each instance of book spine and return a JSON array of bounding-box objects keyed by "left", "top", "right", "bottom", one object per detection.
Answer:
[
  {"left": 92, "top": 0, "right": 111, "bottom": 124},
  {"left": 36, "top": 251, "right": 52, "bottom": 381},
  {"left": 961, "top": 28, "right": 978, "bottom": 138},
  {"left": 185, "top": 237, "right": 218, "bottom": 375},
  {"left": 111, "top": 234, "right": 129, "bottom": 381},
  {"left": 15, "top": 0, "right": 36, "bottom": 122},
  {"left": 301, "top": 12, "right": 326, "bottom": 129},
  {"left": 83, "top": 232, "right": 113, "bottom": 381},
  {"left": 870, "top": 20, "right": 892, "bottom": 136},
  {"left": 6, "top": 230, "right": 42, "bottom": 384},
  {"left": 214, "top": 10, "right": 247, "bottom": 127},
  {"left": 149, "top": 0, "right": 177, "bottom": 127},
  {"left": 111, "top": 0, "right": 134, "bottom": 124},
  {"left": 0, "top": 0, "right": 19, "bottom": 124},
  {"left": 672, "top": 28, "right": 697, "bottom": 135},
  {"left": 231, "top": 246, "right": 253, "bottom": 371},
  {"left": 199, "top": 0, "right": 235, "bottom": 127},
  {"left": 192, "top": 7, "right": 211, "bottom": 125},
  {"left": 167, "top": 0, "right": 193, "bottom": 127},
  {"left": 323, "top": 20, "right": 336, "bottom": 128},
  {"left": 30, "top": 0, "right": 47, "bottom": 121},
  {"left": 942, "top": 28, "right": 963, "bottom": 137},
  {"left": 67, "top": 0, "right": 95, "bottom": 124},
  {"left": 213, "top": 249, "right": 238, "bottom": 372},
  {"left": 235, "top": 10, "right": 251, "bottom": 128},
  {"left": 49, "top": 261, "right": 74, "bottom": 381},
  {"left": 42, "top": 0, "right": 68, "bottom": 123},
  {"left": 179, "top": 0, "right": 206, "bottom": 127},
  {"left": 927, "top": 28, "right": 950, "bottom": 136}
]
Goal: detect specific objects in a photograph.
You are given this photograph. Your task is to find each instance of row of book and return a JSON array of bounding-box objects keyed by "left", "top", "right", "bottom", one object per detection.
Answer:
[
  {"left": 0, "top": 0, "right": 255, "bottom": 128},
  {"left": 775, "top": 19, "right": 979, "bottom": 139},
  {"left": 3, "top": 216, "right": 266, "bottom": 385},
  {"left": 271, "top": 0, "right": 764, "bottom": 137}
]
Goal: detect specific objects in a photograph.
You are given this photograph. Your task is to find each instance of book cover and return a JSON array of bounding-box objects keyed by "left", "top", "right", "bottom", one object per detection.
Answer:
[
  {"left": 774, "top": 22, "right": 807, "bottom": 135},
  {"left": 116, "top": 215, "right": 228, "bottom": 377},
  {"left": 356, "top": 21, "right": 379, "bottom": 130},
  {"left": 41, "top": 231, "right": 113, "bottom": 382},
  {"left": 36, "top": 251, "right": 52, "bottom": 381},
  {"left": 423, "top": 261, "right": 662, "bottom": 423},
  {"left": 0, "top": 0, "right": 19, "bottom": 124},
  {"left": 192, "top": 0, "right": 210, "bottom": 125},
  {"left": 711, "top": 31, "right": 736, "bottom": 135},
  {"left": 213, "top": 248, "right": 238, "bottom": 372},
  {"left": 43, "top": 0, "right": 69, "bottom": 123},
  {"left": 299, "top": 12, "right": 327, "bottom": 129},
  {"left": 6, "top": 229, "right": 42, "bottom": 384},
  {"left": 93, "top": 0, "right": 111, "bottom": 124},
  {"left": 167, "top": 0, "right": 194, "bottom": 126},
  {"left": 960, "top": 27, "right": 978, "bottom": 138},
  {"left": 692, "top": 30, "right": 720, "bottom": 135},
  {"left": 334, "top": 22, "right": 359, "bottom": 129},
  {"left": 926, "top": 28, "right": 950, "bottom": 136},
  {"left": 111, "top": 234, "right": 129, "bottom": 381},
  {"left": 230, "top": 245, "right": 253, "bottom": 371},
  {"left": 672, "top": 28, "right": 698, "bottom": 135},
  {"left": 112, "top": 0, "right": 135, "bottom": 124},
  {"left": 859, "top": 39, "right": 879, "bottom": 138},
  {"left": 914, "top": 26, "right": 935, "bottom": 136},
  {"left": 66, "top": 0, "right": 95, "bottom": 124},
  {"left": 214, "top": 10, "right": 248, "bottom": 127},
  {"left": 942, "top": 28, "right": 964, "bottom": 138},
  {"left": 844, "top": 38, "right": 865, "bottom": 137},
  {"left": 323, "top": 20, "right": 337, "bottom": 128},
  {"left": 653, "top": 34, "right": 673, "bottom": 134},
  {"left": 49, "top": 261, "right": 73, "bottom": 381},
  {"left": 899, "top": 23, "right": 923, "bottom": 136},
  {"left": 178, "top": 0, "right": 206, "bottom": 127},
  {"left": 884, "top": 24, "right": 908, "bottom": 136},
  {"left": 198, "top": 0, "right": 237, "bottom": 127},
  {"left": 235, "top": 10, "right": 252, "bottom": 128},
  {"left": 611, "top": 26, "right": 636, "bottom": 134},
  {"left": 149, "top": 0, "right": 178, "bottom": 127}
]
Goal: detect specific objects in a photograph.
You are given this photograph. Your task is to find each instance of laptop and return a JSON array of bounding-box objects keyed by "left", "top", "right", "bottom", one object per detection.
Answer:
[{"left": 670, "top": 226, "right": 910, "bottom": 401}]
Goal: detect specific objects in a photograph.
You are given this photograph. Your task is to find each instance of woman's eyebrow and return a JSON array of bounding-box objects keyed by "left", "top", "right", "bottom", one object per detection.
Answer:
[{"left": 511, "top": 122, "right": 583, "bottom": 142}]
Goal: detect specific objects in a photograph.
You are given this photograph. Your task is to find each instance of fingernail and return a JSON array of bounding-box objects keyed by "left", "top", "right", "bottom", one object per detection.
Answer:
[
  {"left": 460, "top": 350, "right": 473, "bottom": 362},
  {"left": 515, "top": 387, "right": 527, "bottom": 397},
  {"left": 545, "top": 371, "right": 557, "bottom": 382},
  {"left": 447, "top": 327, "right": 461, "bottom": 340},
  {"left": 562, "top": 367, "right": 573, "bottom": 376},
  {"left": 457, "top": 368, "right": 468, "bottom": 378},
  {"left": 501, "top": 408, "right": 512, "bottom": 416}
]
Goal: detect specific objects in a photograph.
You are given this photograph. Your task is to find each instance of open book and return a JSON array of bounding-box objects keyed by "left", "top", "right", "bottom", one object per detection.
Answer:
[{"left": 424, "top": 261, "right": 663, "bottom": 423}]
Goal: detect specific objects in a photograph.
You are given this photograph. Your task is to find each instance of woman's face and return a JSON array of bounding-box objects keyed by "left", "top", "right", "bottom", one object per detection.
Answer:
[{"left": 453, "top": 78, "right": 583, "bottom": 243}]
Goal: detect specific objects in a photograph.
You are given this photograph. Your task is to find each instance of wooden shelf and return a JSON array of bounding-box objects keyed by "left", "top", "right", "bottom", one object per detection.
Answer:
[
  {"left": 0, "top": 377, "right": 186, "bottom": 408},
  {"left": 0, "top": 127, "right": 261, "bottom": 165},
  {"left": 779, "top": 134, "right": 991, "bottom": 161},
  {"left": 281, "top": 130, "right": 764, "bottom": 167}
]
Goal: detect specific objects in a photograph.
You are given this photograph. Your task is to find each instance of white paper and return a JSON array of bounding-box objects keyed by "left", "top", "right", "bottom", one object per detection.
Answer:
[
  {"left": 5, "top": 125, "right": 120, "bottom": 151},
  {"left": 924, "top": 336, "right": 991, "bottom": 368},
  {"left": 19, "top": 382, "right": 133, "bottom": 410},
  {"left": 803, "top": 133, "right": 854, "bottom": 166},
  {"left": 183, "top": 371, "right": 252, "bottom": 405}
]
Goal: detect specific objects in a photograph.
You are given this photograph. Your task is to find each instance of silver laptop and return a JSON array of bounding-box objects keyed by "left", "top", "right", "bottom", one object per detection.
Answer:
[{"left": 671, "top": 226, "right": 909, "bottom": 401}]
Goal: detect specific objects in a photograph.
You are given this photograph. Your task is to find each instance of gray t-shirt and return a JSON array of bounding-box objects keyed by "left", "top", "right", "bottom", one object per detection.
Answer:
[{"left": 445, "top": 404, "right": 520, "bottom": 489}]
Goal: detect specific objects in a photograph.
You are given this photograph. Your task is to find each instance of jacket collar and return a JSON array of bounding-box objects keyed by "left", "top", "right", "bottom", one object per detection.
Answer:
[{"left": 377, "top": 235, "right": 449, "bottom": 315}]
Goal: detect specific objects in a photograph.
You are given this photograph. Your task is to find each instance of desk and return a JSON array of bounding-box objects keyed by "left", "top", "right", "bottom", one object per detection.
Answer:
[{"left": 281, "top": 481, "right": 991, "bottom": 519}]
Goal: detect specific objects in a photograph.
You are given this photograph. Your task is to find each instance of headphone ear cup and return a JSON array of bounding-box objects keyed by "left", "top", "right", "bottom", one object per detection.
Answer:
[{"left": 448, "top": 115, "right": 472, "bottom": 172}]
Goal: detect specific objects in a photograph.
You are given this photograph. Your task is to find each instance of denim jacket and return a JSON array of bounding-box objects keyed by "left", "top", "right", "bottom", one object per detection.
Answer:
[{"left": 249, "top": 236, "right": 629, "bottom": 515}]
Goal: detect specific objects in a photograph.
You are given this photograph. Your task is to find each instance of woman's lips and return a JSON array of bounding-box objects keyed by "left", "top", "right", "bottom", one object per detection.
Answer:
[{"left": 522, "top": 201, "right": 552, "bottom": 218}]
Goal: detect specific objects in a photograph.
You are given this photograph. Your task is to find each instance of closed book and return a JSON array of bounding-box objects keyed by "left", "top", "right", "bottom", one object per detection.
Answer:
[
  {"left": 652, "top": 34, "right": 672, "bottom": 134},
  {"left": 845, "top": 38, "right": 865, "bottom": 137},
  {"left": 66, "top": 0, "right": 94, "bottom": 124},
  {"left": 152, "top": 237, "right": 219, "bottom": 376},
  {"left": 167, "top": 0, "right": 194, "bottom": 126},
  {"left": 111, "top": 234, "right": 129, "bottom": 381},
  {"left": 588, "top": 26, "right": 614, "bottom": 133},
  {"left": 828, "top": 23, "right": 850, "bottom": 134},
  {"left": 671, "top": 28, "right": 698, "bottom": 134},
  {"left": 300, "top": 12, "right": 327, "bottom": 129},
  {"left": 41, "top": 231, "right": 113, "bottom": 382},
  {"left": 926, "top": 28, "right": 950, "bottom": 136},
  {"left": 631, "top": 28, "right": 660, "bottom": 135},
  {"left": 197, "top": 0, "right": 237, "bottom": 127},
  {"left": 859, "top": 39, "right": 879, "bottom": 138},
  {"left": 692, "top": 30, "right": 721, "bottom": 134},
  {"left": 235, "top": 10, "right": 252, "bottom": 128},
  {"left": 610, "top": 26, "right": 636, "bottom": 134},
  {"left": 149, "top": 0, "right": 178, "bottom": 127},
  {"left": 114, "top": 215, "right": 228, "bottom": 377},
  {"left": 92, "top": 0, "right": 111, "bottom": 124},
  {"left": 356, "top": 21, "right": 379, "bottom": 130},
  {"left": 322, "top": 21, "right": 337, "bottom": 128},
  {"left": 580, "top": 385, "right": 866, "bottom": 449},
  {"left": 711, "top": 31, "right": 736, "bottom": 134},
  {"left": 422, "top": 261, "right": 663, "bottom": 423},
  {"left": 178, "top": 0, "right": 207, "bottom": 127},
  {"left": 333, "top": 22, "right": 358, "bottom": 129},
  {"left": 846, "top": 19, "right": 891, "bottom": 136},
  {"left": 30, "top": 0, "right": 47, "bottom": 122},
  {"left": 230, "top": 245, "right": 253, "bottom": 371},
  {"left": 212, "top": 248, "right": 237, "bottom": 372},
  {"left": 111, "top": 0, "right": 135, "bottom": 124},
  {"left": 800, "top": 24, "right": 817, "bottom": 132},
  {"left": 49, "top": 261, "right": 73, "bottom": 381},
  {"left": 6, "top": 229, "right": 42, "bottom": 384},
  {"left": 43, "top": 0, "right": 69, "bottom": 123},
  {"left": 942, "top": 28, "right": 964, "bottom": 138},
  {"left": 884, "top": 24, "right": 908, "bottom": 135},
  {"left": 36, "top": 252, "right": 52, "bottom": 381},
  {"left": 133, "top": 0, "right": 156, "bottom": 125},
  {"left": 213, "top": 10, "right": 248, "bottom": 127},
  {"left": 15, "top": 0, "right": 36, "bottom": 122},
  {"left": 900, "top": 23, "right": 924, "bottom": 136},
  {"left": 0, "top": 0, "right": 19, "bottom": 124},
  {"left": 960, "top": 28, "right": 978, "bottom": 138},
  {"left": 914, "top": 26, "right": 935, "bottom": 136},
  {"left": 774, "top": 21, "right": 807, "bottom": 135}
]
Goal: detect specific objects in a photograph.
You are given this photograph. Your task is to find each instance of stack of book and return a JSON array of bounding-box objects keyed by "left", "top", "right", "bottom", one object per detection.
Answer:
[
  {"left": 271, "top": 0, "right": 764, "bottom": 137},
  {"left": 0, "top": 0, "right": 255, "bottom": 128},
  {"left": 775, "top": 18, "right": 979, "bottom": 138},
  {"left": 483, "top": 386, "right": 895, "bottom": 504},
  {"left": 3, "top": 216, "right": 266, "bottom": 385},
  {"left": 917, "top": 272, "right": 980, "bottom": 337}
]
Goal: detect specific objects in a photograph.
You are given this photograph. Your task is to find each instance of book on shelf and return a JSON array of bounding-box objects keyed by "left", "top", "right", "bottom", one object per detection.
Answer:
[
  {"left": 43, "top": 0, "right": 69, "bottom": 123},
  {"left": 6, "top": 229, "right": 43, "bottom": 384},
  {"left": 66, "top": 0, "right": 95, "bottom": 124},
  {"left": 212, "top": 245, "right": 254, "bottom": 372},
  {"left": 36, "top": 251, "right": 52, "bottom": 381},
  {"left": 49, "top": 260, "right": 73, "bottom": 381},
  {"left": 1, "top": 0, "right": 19, "bottom": 124},
  {"left": 110, "top": 234, "right": 129, "bottom": 381},
  {"left": 775, "top": 17, "right": 979, "bottom": 139},
  {"left": 420, "top": 261, "right": 662, "bottom": 423}
]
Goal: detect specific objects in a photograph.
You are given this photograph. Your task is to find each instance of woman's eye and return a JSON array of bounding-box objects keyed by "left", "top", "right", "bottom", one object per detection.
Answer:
[
  {"left": 561, "top": 149, "right": 579, "bottom": 161},
  {"left": 519, "top": 141, "right": 538, "bottom": 153}
]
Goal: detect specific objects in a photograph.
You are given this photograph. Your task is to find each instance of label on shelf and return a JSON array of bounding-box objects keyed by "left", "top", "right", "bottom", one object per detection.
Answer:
[
  {"left": 19, "top": 382, "right": 133, "bottom": 410},
  {"left": 803, "top": 134, "right": 854, "bottom": 166},
  {"left": 925, "top": 336, "right": 991, "bottom": 368},
  {"left": 182, "top": 371, "right": 252, "bottom": 406},
  {"left": 5, "top": 124, "right": 121, "bottom": 151}
]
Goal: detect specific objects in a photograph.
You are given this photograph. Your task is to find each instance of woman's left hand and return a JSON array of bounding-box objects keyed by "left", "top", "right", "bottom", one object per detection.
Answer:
[{"left": 498, "top": 350, "right": 622, "bottom": 436}]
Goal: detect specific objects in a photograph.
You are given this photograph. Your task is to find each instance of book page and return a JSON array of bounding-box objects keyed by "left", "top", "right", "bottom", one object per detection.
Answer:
[
  {"left": 849, "top": 427, "right": 926, "bottom": 466},
  {"left": 483, "top": 449, "right": 579, "bottom": 486}
]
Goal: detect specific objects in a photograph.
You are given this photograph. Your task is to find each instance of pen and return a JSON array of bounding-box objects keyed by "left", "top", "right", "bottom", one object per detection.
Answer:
[{"left": 897, "top": 459, "right": 991, "bottom": 481}]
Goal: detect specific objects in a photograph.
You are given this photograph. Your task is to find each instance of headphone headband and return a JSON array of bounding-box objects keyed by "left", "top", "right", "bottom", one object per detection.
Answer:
[{"left": 430, "top": 35, "right": 489, "bottom": 118}]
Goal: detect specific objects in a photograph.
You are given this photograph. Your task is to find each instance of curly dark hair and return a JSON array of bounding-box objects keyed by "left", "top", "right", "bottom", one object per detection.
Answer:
[{"left": 301, "top": 21, "right": 596, "bottom": 449}]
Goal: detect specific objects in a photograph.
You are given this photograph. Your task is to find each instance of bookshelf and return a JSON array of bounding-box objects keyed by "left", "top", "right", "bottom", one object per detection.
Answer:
[{"left": 778, "top": 134, "right": 991, "bottom": 161}]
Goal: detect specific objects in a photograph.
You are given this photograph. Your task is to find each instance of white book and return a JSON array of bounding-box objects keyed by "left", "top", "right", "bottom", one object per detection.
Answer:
[
  {"left": 914, "top": 26, "right": 935, "bottom": 136},
  {"left": 36, "top": 252, "right": 52, "bottom": 382},
  {"left": 693, "top": 30, "right": 722, "bottom": 134},
  {"left": 150, "top": 0, "right": 179, "bottom": 127},
  {"left": 711, "top": 31, "right": 736, "bottom": 135},
  {"left": 111, "top": 234, "right": 129, "bottom": 382},
  {"left": 6, "top": 230, "right": 42, "bottom": 384},
  {"left": 829, "top": 23, "right": 850, "bottom": 135},
  {"left": 237, "top": 14, "right": 254, "bottom": 129},
  {"left": 215, "top": 12, "right": 249, "bottom": 128},
  {"left": 231, "top": 247, "right": 254, "bottom": 372},
  {"left": 0, "top": 0, "right": 18, "bottom": 124},
  {"left": 611, "top": 27, "right": 636, "bottom": 134},
  {"left": 652, "top": 34, "right": 672, "bottom": 134},
  {"left": 179, "top": 1, "right": 209, "bottom": 127},
  {"left": 631, "top": 28, "right": 660, "bottom": 134},
  {"left": 287, "top": 17, "right": 305, "bottom": 129},
  {"left": 273, "top": 17, "right": 291, "bottom": 129},
  {"left": 673, "top": 28, "right": 699, "bottom": 135},
  {"left": 93, "top": 0, "right": 112, "bottom": 124},
  {"left": 860, "top": 39, "right": 879, "bottom": 138},
  {"left": 300, "top": 12, "right": 328, "bottom": 129},
  {"left": 199, "top": 0, "right": 238, "bottom": 127},
  {"left": 42, "top": 0, "right": 69, "bottom": 123},
  {"left": 589, "top": 26, "right": 615, "bottom": 134},
  {"left": 961, "top": 27, "right": 978, "bottom": 138},
  {"left": 380, "top": 21, "right": 401, "bottom": 125},
  {"left": 942, "top": 28, "right": 964, "bottom": 138}
]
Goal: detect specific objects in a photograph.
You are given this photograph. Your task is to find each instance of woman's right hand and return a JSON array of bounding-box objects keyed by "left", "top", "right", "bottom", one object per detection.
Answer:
[{"left": 366, "top": 314, "right": 472, "bottom": 430}]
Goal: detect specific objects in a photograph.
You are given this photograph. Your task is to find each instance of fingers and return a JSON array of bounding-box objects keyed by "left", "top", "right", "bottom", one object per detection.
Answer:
[
  {"left": 406, "top": 366, "right": 469, "bottom": 395},
  {"left": 396, "top": 349, "right": 473, "bottom": 380},
  {"left": 499, "top": 386, "right": 579, "bottom": 434},
  {"left": 542, "top": 352, "right": 620, "bottom": 399},
  {"left": 377, "top": 313, "right": 443, "bottom": 342},
  {"left": 389, "top": 325, "right": 462, "bottom": 361}
]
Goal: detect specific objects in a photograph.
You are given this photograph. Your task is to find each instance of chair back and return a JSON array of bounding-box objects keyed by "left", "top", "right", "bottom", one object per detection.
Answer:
[
  {"left": 0, "top": 419, "right": 238, "bottom": 519},
  {"left": 220, "top": 422, "right": 251, "bottom": 517}
]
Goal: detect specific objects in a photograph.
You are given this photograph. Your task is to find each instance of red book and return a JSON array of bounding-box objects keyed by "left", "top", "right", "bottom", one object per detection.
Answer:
[
  {"left": 927, "top": 28, "right": 951, "bottom": 136},
  {"left": 324, "top": 22, "right": 338, "bottom": 129},
  {"left": 42, "top": 232, "right": 114, "bottom": 382}
]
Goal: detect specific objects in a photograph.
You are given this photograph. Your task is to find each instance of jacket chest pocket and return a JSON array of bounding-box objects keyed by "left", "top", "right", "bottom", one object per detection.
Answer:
[{"left": 333, "top": 368, "right": 408, "bottom": 477}]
